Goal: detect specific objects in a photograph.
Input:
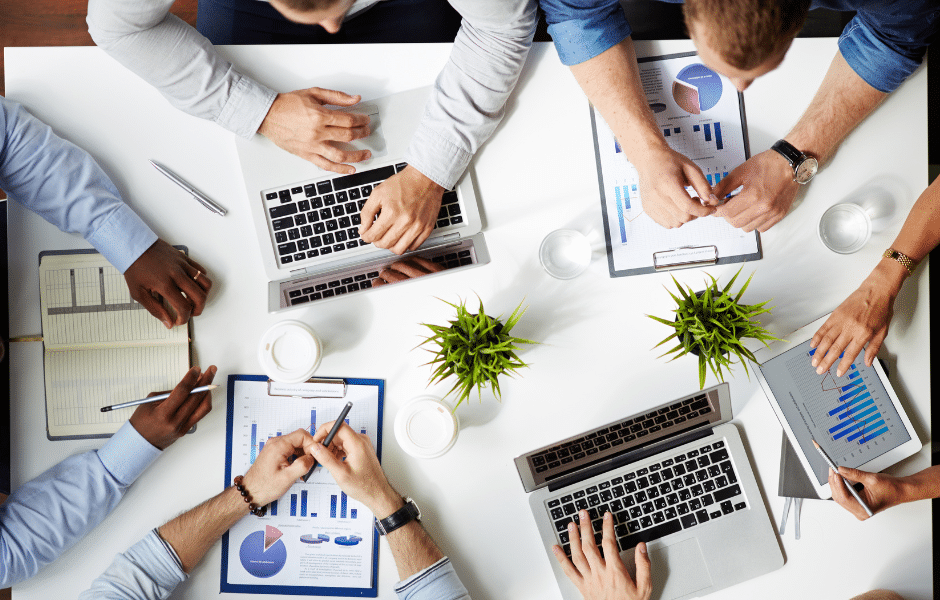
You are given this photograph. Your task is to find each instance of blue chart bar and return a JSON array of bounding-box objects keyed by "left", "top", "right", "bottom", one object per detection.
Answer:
[
  {"left": 276, "top": 431, "right": 281, "bottom": 437},
  {"left": 808, "top": 348, "right": 817, "bottom": 356},
  {"left": 664, "top": 129, "right": 671, "bottom": 137},
  {"left": 840, "top": 399, "right": 876, "bottom": 421},
  {"left": 250, "top": 423, "right": 258, "bottom": 464},
  {"left": 673, "top": 127, "right": 680, "bottom": 134},
  {"left": 614, "top": 187, "right": 627, "bottom": 243},
  {"left": 706, "top": 174, "right": 713, "bottom": 185},
  {"left": 714, "top": 122, "right": 723, "bottom": 150},
  {"left": 833, "top": 410, "right": 880, "bottom": 441},
  {"left": 290, "top": 494, "right": 298, "bottom": 517},
  {"left": 847, "top": 419, "right": 886, "bottom": 443},
  {"left": 301, "top": 490, "right": 308, "bottom": 517},
  {"left": 270, "top": 500, "right": 278, "bottom": 516},
  {"left": 351, "top": 509, "right": 358, "bottom": 519},
  {"left": 829, "top": 391, "right": 871, "bottom": 417},
  {"left": 330, "top": 495, "right": 337, "bottom": 518},
  {"left": 704, "top": 123, "right": 712, "bottom": 142},
  {"left": 259, "top": 441, "right": 265, "bottom": 453},
  {"left": 860, "top": 427, "right": 889, "bottom": 443},
  {"left": 849, "top": 371, "right": 860, "bottom": 379},
  {"left": 614, "top": 139, "right": 622, "bottom": 154},
  {"left": 693, "top": 124, "right": 700, "bottom": 132},
  {"left": 360, "top": 428, "right": 366, "bottom": 434},
  {"left": 832, "top": 412, "right": 880, "bottom": 437},
  {"left": 713, "top": 173, "right": 722, "bottom": 185},
  {"left": 839, "top": 384, "right": 866, "bottom": 402},
  {"left": 341, "top": 492, "right": 348, "bottom": 519},
  {"left": 311, "top": 512, "right": 317, "bottom": 518},
  {"left": 841, "top": 379, "right": 864, "bottom": 393},
  {"left": 344, "top": 418, "right": 349, "bottom": 425},
  {"left": 310, "top": 410, "right": 316, "bottom": 433}
]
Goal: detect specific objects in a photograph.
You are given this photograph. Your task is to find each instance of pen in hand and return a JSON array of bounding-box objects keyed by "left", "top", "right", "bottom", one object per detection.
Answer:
[
  {"left": 302, "top": 401, "right": 354, "bottom": 483},
  {"left": 812, "top": 439, "right": 874, "bottom": 518},
  {"left": 101, "top": 385, "right": 219, "bottom": 412}
]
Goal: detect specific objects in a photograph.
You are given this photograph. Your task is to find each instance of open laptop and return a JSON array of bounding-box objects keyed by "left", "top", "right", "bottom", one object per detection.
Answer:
[
  {"left": 234, "top": 86, "right": 490, "bottom": 313},
  {"left": 515, "top": 383, "right": 783, "bottom": 600}
]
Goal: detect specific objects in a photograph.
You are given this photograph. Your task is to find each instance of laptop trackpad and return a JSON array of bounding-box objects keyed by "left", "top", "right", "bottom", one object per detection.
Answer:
[
  {"left": 624, "top": 538, "right": 712, "bottom": 600},
  {"left": 335, "top": 104, "right": 388, "bottom": 160}
]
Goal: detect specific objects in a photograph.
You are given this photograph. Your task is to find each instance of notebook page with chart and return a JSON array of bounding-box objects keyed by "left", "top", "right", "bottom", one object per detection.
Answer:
[
  {"left": 222, "top": 375, "right": 383, "bottom": 597},
  {"left": 591, "top": 51, "right": 761, "bottom": 277},
  {"left": 39, "top": 250, "right": 190, "bottom": 439}
]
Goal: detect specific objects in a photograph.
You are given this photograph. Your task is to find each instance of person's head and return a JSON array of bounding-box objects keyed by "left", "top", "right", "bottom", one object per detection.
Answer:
[
  {"left": 683, "top": 0, "right": 811, "bottom": 91},
  {"left": 268, "top": 0, "right": 356, "bottom": 34}
]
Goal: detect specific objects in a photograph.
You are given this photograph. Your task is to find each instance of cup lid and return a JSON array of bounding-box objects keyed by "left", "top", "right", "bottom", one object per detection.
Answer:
[
  {"left": 394, "top": 396, "right": 458, "bottom": 459},
  {"left": 258, "top": 320, "right": 322, "bottom": 384}
]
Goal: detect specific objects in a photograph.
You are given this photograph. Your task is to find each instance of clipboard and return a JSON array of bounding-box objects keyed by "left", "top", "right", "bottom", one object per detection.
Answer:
[
  {"left": 590, "top": 51, "right": 763, "bottom": 277},
  {"left": 221, "top": 374, "right": 384, "bottom": 597}
]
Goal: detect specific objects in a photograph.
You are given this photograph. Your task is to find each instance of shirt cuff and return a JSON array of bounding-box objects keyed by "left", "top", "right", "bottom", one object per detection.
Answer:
[
  {"left": 395, "top": 557, "right": 469, "bottom": 599},
  {"left": 216, "top": 72, "right": 279, "bottom": 139},
  {"left": 85, "top": 203, "right": 159, "bottom": 273},
  {"left": 97, "top": 421, "right": 162, "bottom": 487},
  {"left": 838, "top": 17, "right": 925, "bottom": 93},
  {"left": 547, "top": 12, "right": 632, "bottom": 66},
  {"left": 405, "top": 124, "right": 472, "bottom": 191}
]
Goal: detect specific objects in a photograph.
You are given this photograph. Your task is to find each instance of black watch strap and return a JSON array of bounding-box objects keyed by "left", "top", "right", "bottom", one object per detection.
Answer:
[
  {"left": 771, "top": 139, "right": 804, "bottom": 168},
  {"left": 374, "top": 498, "right": 421, "bottom": 536}
]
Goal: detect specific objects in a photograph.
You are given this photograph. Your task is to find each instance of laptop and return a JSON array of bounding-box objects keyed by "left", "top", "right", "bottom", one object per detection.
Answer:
[
  {"left": 515, "top": 383, "right": 783, "bottom": 600},
  {"left": 234, "top": 86, "right": 490, "bottom": 313}
]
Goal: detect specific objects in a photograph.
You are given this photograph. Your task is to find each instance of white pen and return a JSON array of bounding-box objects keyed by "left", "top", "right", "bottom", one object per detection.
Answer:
[
  {"left": 100, "top": 384, "right": 219, "bottom": 412},
  {"left": 150, "top": 160, "right": 227, "bottom": 216},
  {"left": 812, "top": 439, "right": 874, "bottom": 517}
]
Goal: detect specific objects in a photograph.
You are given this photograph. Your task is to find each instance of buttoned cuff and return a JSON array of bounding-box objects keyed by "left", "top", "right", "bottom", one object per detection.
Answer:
[
  {"left": 97, "top": 421, "right": 162, "bottom": 487},
  {"left": 405, "top": 124, "right": 472, "bottom": 191},
  {"left": 547, "top": 12, "right": 632, "bottom": 66},
  {"left": 85, "top": 203, "right": 159, "bottom": 273},
  {"left": 838, "top": 17, "right": 924, "bottom": 93},
  {"left": 394, "top": 557, "right": 468, "bottom": 599},
  {"left": 216, "top": 72, "right": 278, "bottom": 139}
]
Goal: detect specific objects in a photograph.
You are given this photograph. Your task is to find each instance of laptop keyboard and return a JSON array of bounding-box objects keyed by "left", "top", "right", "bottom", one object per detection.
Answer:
[
  {"left": 546, "top": 439, "right": 746, "bottom": 557},
  {"left": 264, "top": 162, "right": 464, "bottom": 267}
]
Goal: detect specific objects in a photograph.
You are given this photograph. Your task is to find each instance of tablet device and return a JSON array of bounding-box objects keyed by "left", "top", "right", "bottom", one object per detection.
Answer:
[{"left": 752, "top": 313, "right": 921, "bottom": 499}]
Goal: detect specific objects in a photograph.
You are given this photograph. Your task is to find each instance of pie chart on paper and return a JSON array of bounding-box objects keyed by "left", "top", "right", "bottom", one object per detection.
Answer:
[
  {"left": 239, "top": 525, "right": 287, "bottom": 578},
  {"left": 672, "top": 64, "right": 723, "bottom": 114}
]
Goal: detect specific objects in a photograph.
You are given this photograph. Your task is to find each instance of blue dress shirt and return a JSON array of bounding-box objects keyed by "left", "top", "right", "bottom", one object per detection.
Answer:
[
  {"left": 541, "top": 0, "right": 939, "bottom": 93},
  {"left": 0, "top": 422, "right": 162, "bottom": 587},
  {"left": 0, "top": 95, "right": 157, "bottom": 272}
]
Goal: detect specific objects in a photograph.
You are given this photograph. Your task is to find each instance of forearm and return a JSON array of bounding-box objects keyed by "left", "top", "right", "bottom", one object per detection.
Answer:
[
  {"left": 570, "top": 38, "right": 667, "bottom": 169},
  {"left": 784, "top": 51, "right": 887, "bottom": 165},
  {"left": 78, "top": 530, "right": 187, "bottom": 600},
  {"left": 87, "top": 0, "right": 276, "bottom": 138},
  {"left": 369, "top": 492, "right": 444, "bottom": 580},
  {"left": 157, "top": 487, "right": 249, "bottom": 573},
  {"left": 897, "top": 466, "right": 940, "bottom": 504}
]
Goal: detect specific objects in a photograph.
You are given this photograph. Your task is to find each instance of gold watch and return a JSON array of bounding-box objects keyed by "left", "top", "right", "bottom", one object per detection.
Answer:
[{"left": 883, "top": 248, "right": 917, "bottom": 276}]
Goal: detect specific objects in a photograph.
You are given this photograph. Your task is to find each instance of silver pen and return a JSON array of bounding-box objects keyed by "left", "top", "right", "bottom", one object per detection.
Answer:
[
  {"left": 100, "top": 384, "right": 219, "bottom": 412},
  {"left": 812, "top": 439, "right": 874, "bottom": 517},
  {"left": 150, "top": 160, "right": 227, "bottom": 216}
]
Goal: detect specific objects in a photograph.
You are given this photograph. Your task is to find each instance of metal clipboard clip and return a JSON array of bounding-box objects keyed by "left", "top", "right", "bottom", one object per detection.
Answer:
[
  {"left": 266, "top": 378, "right": 348, "bottom": 399},
  {"left": 653, "top": 245, "right": 719, "bottom": 272}
]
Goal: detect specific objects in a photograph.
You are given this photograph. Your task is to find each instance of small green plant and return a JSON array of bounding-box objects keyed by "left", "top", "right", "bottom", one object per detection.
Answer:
[
  {"left": 419, "top": 297, "right": 536, "bottom": 411},
  {"left": 647, "top": 268, "right": 781, "bottom": 389}
]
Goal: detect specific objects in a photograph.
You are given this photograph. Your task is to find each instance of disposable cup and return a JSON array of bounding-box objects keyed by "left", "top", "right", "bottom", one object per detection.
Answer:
[{"left": 258, "top": 320, "right": 322, "bottom": 383}]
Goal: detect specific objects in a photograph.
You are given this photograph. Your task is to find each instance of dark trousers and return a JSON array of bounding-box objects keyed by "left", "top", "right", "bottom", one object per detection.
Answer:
[{"left": 197, "top": 0, "right": 463, "bottom": 44}]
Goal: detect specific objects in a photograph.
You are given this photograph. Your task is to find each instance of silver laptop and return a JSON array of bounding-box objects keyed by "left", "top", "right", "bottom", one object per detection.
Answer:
[
  {"left": 234, "top": 86, "right": 489, "bottom": 312},
  {"left": 515, "top": 383, "right": 783, "bottom": 600}
]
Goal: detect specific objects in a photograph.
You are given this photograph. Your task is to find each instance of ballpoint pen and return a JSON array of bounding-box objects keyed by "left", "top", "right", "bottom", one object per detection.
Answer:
[
  {"left": 302, "top": 401, "right": 354, "bottom": 483},
  {"left": 812, "top": 439, "right": 875, "bottom": 517},
  {"left": 100, "top": 384, "right": 219, "bottom": 412},
  {"left": 150, "top": 160, "right": 227, "bottom": 216}
]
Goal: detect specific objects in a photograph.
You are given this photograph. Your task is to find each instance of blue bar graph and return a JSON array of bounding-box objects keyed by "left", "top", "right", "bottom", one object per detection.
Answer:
[
  {"left": 330, "top": 495, "right": 337, "bottom": 518},
  {"left": 839, "top": 399, "right": 876, "bottom": 421},
  {"left": 706, "top": 174, "right": 713, "bottom": 185},
  {"left": 311, "top": 512, "right": 317, "bottom": 518},
  {"left": 846, "top": 419, "right": 886, "bottom": 443},
  {"left": 673, "top": 127, "right": 681, "bottom": 134},
  {"left": 839, "top": 384, "right": 866, "bottom": 401},
  {"left": 276, "top": 431, "right": 281, "bottom": 437},
  {"left": 250, "top": 423, "right": 258, "bottom": 464},
  {"left": 664, "top": 129, "right": 671, "bottom": 137},
  {"left": 614, "top": 187, "right": 627, "bottom": 243},
  {"left": 693, "top": 125, "right": 700, "bottom": 132},
  {"left": 614, "top": 139, "right": 622, "bottom": 154},
  {"left": 829, "top": 391, "right": 871, "bottom": 416},
  {"left": 341, "top": 492, "right": 348, "bottom": 518},
  {"left": 270, "top": 500, "right": 278, "bottom": 516},
  {"left": 840, "top": 379, "right": 864, "bottom": 393},
  {"left": 714, "top": 122, "right": 723, "bottom": 150},
  {"left": 310, "top": 410, "right": 316, "bottom": 433},
  {"left": 259, "top": 441, "right": 265, "bottom": 453},
  {"left": 832, "top": 413, "right": 881, "bottom": 438},
  {"left": 351, "top": 509, "right": 358, "bottom": 519},
  {"left": 860, "top": 427, "right": 889, "bottom": 444},
  {"left": 301, "top": 490, "right": 308, "bottom": 516},
  {"left": 704, "top": 123, "right": 712, "bottom": 142},
  {"left": 290, "top": 494, "right": 298, "bottom": 517},
  {"left": 848, "top": 371, "right": 860, "bottom": 379}
]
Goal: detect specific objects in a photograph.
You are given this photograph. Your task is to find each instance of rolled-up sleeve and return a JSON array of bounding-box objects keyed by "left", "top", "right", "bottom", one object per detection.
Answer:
[
  {"left": 540, "top": 0, "right": 632, "bottom": 65},
  {"left": 395, "top": 557, "right": 470, "bottom": 600},
  {"left": 78, "top": 530, "right": 187, "bottom": 600}
]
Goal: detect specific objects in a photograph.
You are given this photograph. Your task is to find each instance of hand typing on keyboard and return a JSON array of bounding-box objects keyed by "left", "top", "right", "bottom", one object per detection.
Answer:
[
  {"left": 124, "top": 239, "right": 212, "bottom": 329},
  {"left": 359, "top": 166, "right": 446, "bottom": 254},
  {"left": 258, "top": 87, "right": 372, "bottom": 174},
  {"left": 552, "top": 510, "right": 653, "bottom": 600}
]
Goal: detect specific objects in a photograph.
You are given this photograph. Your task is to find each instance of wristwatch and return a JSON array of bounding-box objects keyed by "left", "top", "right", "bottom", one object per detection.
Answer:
[
  {"left": 374, "top": 497, "right": 421, "bottom": 535},
  {"left": 883, "top": 248, "right": 917, "bottom": 276},
  {"left": 771, "top": 139, "right": 818, "bottom": 184}
]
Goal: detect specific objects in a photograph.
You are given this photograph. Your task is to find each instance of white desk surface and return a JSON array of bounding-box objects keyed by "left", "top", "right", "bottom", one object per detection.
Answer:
[{"left": 5, "top": 40, "right": 931, "bottom": 600}]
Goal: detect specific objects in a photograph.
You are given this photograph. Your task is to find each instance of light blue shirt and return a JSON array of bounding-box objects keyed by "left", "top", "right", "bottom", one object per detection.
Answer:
[
  {"left": 0, "top": 95, "right": 157, "bottom": 271},
  {"left": 0, "top": 422, "right": 162, "bottom": 587}
]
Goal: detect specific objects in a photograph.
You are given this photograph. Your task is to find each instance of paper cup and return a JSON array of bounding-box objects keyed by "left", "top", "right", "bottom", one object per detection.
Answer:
[
  {"left": 258, "top": 320, "right": 322, "bottom": 383},
  {"left": 394, "top": 396, "right": 459, "bottom": 459}
]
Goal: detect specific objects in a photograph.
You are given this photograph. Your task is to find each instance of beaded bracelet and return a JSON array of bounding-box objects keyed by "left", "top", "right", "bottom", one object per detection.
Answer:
[{"left": 234, "top": 475, "right": 268, "bottom": 517}]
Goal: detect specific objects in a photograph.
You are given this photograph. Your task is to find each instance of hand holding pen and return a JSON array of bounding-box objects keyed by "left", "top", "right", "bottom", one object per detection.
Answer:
[
  {"left": 127, "top": 366, "right": 217, "bottom": 450},
  {"left": 812, "top": 439, "right": 874, "bottom": 518},
  {"left": 302, "top": 402, "right": 354, "bottom": 482}
]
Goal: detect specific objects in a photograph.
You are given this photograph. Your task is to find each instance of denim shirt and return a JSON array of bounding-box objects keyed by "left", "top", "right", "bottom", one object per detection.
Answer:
[{"left": 541, "top": 0, "right": 938, "bottom": 93}]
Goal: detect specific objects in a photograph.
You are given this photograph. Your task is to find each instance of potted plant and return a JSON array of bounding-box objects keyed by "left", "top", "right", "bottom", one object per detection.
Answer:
[
  {"left": 418, "top": 297, "right": 536, "bottom": 411},
  {"left": 647, "top": 268, "right": 780, "bottom": 389}
]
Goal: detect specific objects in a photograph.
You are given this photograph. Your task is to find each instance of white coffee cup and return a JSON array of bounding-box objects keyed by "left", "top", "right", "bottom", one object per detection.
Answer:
[
  {"left": 258, "top": 320, "right": 322, "bottom": 383},
  {"left": 394, "top": 396, "right": 459, "bottom": 459}
]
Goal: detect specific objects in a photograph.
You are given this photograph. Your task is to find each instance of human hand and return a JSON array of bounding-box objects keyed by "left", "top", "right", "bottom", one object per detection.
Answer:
[
  {"left": 552, "top": 510, "right": 652, "bottom": 600},
  {"left": 359, "top": 166, "right": 446, "bottom": 254},
  {"left": 713, "top": 149, "right": 799, "bottom": 232},
  {"left": 129, "top": 365, "right": 216, "bottom": 450},
  {"left": 243, "top": 429, "right": 317, "bottom": 505},
  {"left": 257, "top": 87, "right": 372, "bottom": 174},
  {"left": 372, "top": 257, "right": 445, "bottom": 287},
  {"left": 305, "top": 421, "right": 402, "bottom": 518},
  {"left": 632, "top": 146, "right": 715, "bottom": 229},
  {"left": 829, "top": 467, "right": 906, "bottom": 521},
  {"left": 124, "top": 239, "right": 212, "bottom": 329}
]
